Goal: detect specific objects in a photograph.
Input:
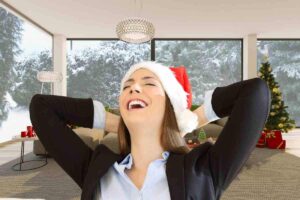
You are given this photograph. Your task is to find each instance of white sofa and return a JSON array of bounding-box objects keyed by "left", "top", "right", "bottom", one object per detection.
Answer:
[{"left": 33, "top": 117, "right": 228, "bottom": 156}]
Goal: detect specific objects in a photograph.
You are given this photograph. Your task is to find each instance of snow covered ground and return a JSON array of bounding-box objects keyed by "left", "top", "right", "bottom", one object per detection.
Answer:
[{"left": 0, "top": 107, "right": 31, "bottom": 143}]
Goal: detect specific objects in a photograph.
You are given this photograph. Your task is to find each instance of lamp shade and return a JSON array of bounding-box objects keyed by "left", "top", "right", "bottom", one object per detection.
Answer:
[
  {"left": 37, "top": 71, "right": 62, "bottom": 83},
  {"left": 116, "top": 18, "right": 155, "bottom": 43}
]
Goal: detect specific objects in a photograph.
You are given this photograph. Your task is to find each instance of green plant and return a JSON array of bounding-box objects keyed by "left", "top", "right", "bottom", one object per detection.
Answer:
[
  {"left": 198, "top": 128, "right": 207, "bottom": 141},
  {"left": 190, "top": 104, "right": 199, "bottom": 111}
]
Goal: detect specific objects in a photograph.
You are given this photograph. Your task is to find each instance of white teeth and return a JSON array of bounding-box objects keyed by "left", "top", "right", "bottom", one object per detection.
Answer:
[{"left": 128, "top": 100, "right": 147, "bottom": 110}]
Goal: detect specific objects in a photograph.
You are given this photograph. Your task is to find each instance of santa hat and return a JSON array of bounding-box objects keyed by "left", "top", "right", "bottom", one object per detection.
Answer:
[{"left": 120, "top": 61, "right": 198, "bottom": 135}]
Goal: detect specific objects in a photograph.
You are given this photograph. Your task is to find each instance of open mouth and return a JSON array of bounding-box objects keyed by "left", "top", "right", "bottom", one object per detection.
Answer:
[{"left": 127, "top": 99, "right": 148, "bottom": 111}]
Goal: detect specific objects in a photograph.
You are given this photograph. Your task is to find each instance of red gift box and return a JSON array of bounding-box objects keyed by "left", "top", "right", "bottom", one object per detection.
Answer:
[
  {"left": 266, "top": 130, "right": 285, "bottom": 149},
  {"left": 256, "top": 130, "right": 286, "bottom": 149},
  {"left": 256, "top": 131, "right": 266, "bottom": 148}
]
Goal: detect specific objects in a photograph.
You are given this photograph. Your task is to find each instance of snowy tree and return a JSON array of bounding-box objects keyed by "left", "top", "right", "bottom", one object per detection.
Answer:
[
  {"left": 156, "top": 40, "right": 241, "bottom": 105},
  {"left": 10, "top": 51, "right": 52, "bottom": 107},
  {"left": 0, "top": 7, "right": 23, "bottom": 126},
  {"left": 66, "top": 40, "right": 242, "bottom": 108},
  {"left": 67, "top": 41, "right": 150, "bottom": 107},
  {"left": 257, "top": 40, "right": 300, "bottom": 126}
]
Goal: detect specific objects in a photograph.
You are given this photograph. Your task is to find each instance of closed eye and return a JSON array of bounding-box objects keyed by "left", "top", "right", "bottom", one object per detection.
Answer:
[{"left": 123, "top": 83, "right": 155, "bottom": 90}]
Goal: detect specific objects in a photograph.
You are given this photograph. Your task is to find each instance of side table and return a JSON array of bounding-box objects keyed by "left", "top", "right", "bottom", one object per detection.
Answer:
[{"left": 11, "top": 135, "right": 48, "bottom": 171}]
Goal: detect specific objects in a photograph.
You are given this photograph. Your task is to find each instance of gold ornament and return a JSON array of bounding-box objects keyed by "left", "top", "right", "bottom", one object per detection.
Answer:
[
  {"left": 270, "top": 112, "right": 275, "bottom": 116},
  {"left": 281, "top": 117, "right": 286, "bottom": 121},
  {"left": 278, "top": 123, "right": 283, "bottom": 128},
  {"left": 268, "top": 67, "right": 272, "bottom": 72},
  {"left": 273, "top": 88, "right": 278, "bottom": 93},
  {"left": 271, "top": 105, "right": 275, "bottom": 109}
]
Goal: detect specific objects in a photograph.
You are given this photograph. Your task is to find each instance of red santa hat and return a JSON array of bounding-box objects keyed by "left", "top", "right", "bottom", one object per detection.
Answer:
[{"left": 120, "top": 61, "right": 198, "bottom": 135}]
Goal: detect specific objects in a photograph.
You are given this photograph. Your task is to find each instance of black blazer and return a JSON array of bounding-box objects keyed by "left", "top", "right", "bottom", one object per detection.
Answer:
[{"left": 29, "top": 78, "right": 270, "bottom": 200}]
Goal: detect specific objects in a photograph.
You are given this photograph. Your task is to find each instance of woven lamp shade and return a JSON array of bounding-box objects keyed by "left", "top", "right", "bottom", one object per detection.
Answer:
[{"left": 116, "top": 18, "right": 155, "bottom": 43}]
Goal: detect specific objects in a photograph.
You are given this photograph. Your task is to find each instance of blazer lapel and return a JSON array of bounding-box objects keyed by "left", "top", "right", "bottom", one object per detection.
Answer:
[
  {"left": 81, "top": 145, "right": 125, "bottom": 200},
  {"left": 166, "top": 153, "right": 185, "bottom": 200}
]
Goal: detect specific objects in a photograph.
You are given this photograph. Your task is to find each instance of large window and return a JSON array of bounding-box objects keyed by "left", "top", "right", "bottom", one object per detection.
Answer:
[
  {"left": 155, "top": 40, "right": 242, "bottom": 105},
  {"left": 257, "top": 40, "right": 300, "bottom": 127},
  {"left": 67, "top": 40, "right": 150, "bottom": 108},
  {"left": 67, "top": 39, "right": 242, "bottom": 109},
  {"left": 0, "top": 6, "right": 53, "bottom": 143}
]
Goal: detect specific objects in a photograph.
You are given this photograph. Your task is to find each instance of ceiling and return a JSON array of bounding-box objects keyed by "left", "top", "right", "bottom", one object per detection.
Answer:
[{"left": 2, "top": 0, "right": 300, "bottom": 38}]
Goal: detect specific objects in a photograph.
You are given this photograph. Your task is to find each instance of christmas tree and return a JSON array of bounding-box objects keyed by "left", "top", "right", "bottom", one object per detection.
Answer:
[
  {"left": 198, "top": 128, "right": 207, "bottom": 141},
  {"left": 258, "top": 56, "right": 296, "bottom": 133}
]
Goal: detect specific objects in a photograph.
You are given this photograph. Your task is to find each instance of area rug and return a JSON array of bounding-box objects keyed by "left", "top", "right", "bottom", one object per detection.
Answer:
[
  {"left": 0, "top": 148, "right": 299, "bottom": 199},
  {"left": 222, "top": 148, "right": 300, "bottom": 200},
  {"left": 0, "top": 152, "right": 81, "bottom": 200}
]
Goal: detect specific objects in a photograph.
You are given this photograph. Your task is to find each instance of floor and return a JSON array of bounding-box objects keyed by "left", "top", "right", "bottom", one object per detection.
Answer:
[
  {"left": 282, "top": 128, "right": 300, "bottom": 157},
  {"left": 0, "top": 129, "right": 299, "bottom": 200},
  {"left": 0, "top": 141, "right": 34, "bottom": 166}
]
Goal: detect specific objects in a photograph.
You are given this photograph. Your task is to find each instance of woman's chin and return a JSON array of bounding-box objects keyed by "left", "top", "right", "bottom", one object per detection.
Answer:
[
  {"left": 124, "top": 118, "right": 148, "bottom": 128},
  {"left": 123, "top": 107, "right": 148, "bottom": 114}
]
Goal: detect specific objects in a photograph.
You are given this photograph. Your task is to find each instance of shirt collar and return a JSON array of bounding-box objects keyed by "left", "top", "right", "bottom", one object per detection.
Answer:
[{"left": 114, "top": 151, "right": 170, "bottom": 172}]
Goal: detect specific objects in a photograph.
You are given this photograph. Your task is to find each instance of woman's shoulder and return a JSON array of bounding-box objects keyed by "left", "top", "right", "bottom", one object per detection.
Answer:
[
  {"left": 184, "top": 141, "right": 214, "bottom": 161},
  {"left": 92, "top": 144, "right": 125, "bottom": 161}
]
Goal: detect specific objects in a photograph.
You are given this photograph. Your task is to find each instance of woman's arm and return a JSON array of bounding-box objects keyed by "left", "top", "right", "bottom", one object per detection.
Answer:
[
  {"left": 30, "top": 94, "right": 95, "bottom": 188},
  {"left": 105, "top": 111, "right": 120, "bottom": 133},
  {"left": 193, "top": 105, "right": 209, "bottom": 128},
  {"left": 92, "top": 100, "right": 120, "bottom": 133},
  {"left": 195, "top": 78, "right": 271, "bottom": 196},
  {"left": 193, "top": 89, "right": 222, "bottom": 129}
]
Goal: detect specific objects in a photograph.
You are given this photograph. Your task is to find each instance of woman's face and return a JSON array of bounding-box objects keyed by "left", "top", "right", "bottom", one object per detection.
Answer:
[{"left": 119, "top": 68, "right": 166, "bottom": 129}]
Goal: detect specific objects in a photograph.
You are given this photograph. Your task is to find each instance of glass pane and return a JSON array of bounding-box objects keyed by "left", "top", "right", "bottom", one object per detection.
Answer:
[
  {"left": 155, "top": 40, "right": 242, "bottom": 105},
  {"left": 257, "top": 40, "right": 300, "bottom": 127},
  {"left": 0, "top": 6, "right": 53, "bottom": 143},
  {"left": 67, "top": 40, "right": 150, "bottom": 108}
]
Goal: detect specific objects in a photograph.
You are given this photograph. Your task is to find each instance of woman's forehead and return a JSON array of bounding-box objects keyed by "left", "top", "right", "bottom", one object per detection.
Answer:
[
  {"left": 130, "top": 68, "right": 155, "bottom": 77},
  {"left": 128, "top": 68, "right": 160, "bottom": 81}
]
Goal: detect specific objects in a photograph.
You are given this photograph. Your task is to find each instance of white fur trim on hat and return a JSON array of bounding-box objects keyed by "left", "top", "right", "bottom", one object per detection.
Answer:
[{"left": 120, "top": 61, "right": 198, "bottom": 135}]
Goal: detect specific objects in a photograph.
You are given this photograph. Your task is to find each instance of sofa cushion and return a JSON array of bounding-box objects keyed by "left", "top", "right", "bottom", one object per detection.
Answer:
[
  {"left": 33, "top": 127, "right": 105, "bottom": 155},
  {"left": 202, "top": 123, "right": 223, "bottom": 138},
  {"left": 216, "top": 116, "right": 229, "bottom": 127},
  {"left": 100, "top": 132, "right": 119, "bottom": 154}
]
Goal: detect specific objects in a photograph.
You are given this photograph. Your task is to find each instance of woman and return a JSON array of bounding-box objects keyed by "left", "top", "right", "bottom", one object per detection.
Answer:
[{"left": 29, "top": 61, "right": 271, "bottom": 200}]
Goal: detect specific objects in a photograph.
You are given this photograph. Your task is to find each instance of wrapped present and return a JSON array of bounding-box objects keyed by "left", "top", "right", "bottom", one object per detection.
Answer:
[
  {"left": 266, "top": 130, "right": 286, "bottom": 149},
  {"left": 256, "top": 131, "right": 266, "bottom": 148},
  {"left": 268, "top": 139, "right": 286, "bottom": 149},
  {"left": 256, "top": 130, "right": 286, "bottom": 149}
]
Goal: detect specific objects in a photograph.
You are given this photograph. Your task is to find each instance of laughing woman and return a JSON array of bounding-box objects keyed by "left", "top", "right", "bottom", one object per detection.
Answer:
[{"left": 29, "top": 61, "right": 271, "bottom": 200}]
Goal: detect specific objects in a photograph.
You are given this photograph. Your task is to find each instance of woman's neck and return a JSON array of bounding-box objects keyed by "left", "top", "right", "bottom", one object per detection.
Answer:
[{"left": 128, "top": 127, "right": 166, "bottom": 171}]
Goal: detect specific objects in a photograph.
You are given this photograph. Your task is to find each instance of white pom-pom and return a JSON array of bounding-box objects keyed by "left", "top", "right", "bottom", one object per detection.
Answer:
[{"left": 177, "top": 109, "right": 198, "bottom": 136}]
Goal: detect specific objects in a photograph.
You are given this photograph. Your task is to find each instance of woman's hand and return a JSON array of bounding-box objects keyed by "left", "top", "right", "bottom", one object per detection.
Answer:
[
  {"left": 105, "top": 111, "right": 120, "bottom": 134},
  {"left": 192, "top": 104, "right": 210, "bottom": 129}
]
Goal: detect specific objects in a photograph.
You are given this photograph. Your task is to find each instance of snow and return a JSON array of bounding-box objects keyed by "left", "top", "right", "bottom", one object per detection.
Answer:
[
  {"left": 0, "top": 107, "right": 31, "bottom": 143},
  {"left": 273, "top": 64, "right": 300, "bottom": 79},
  {"left": 5, "top": 92, "right": 17, "bottom": 108}
]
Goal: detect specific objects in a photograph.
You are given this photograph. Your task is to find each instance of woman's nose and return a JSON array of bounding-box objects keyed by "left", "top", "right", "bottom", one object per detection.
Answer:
[{"left": 129, "top": 83, "right": 141, "bottom": 94}]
